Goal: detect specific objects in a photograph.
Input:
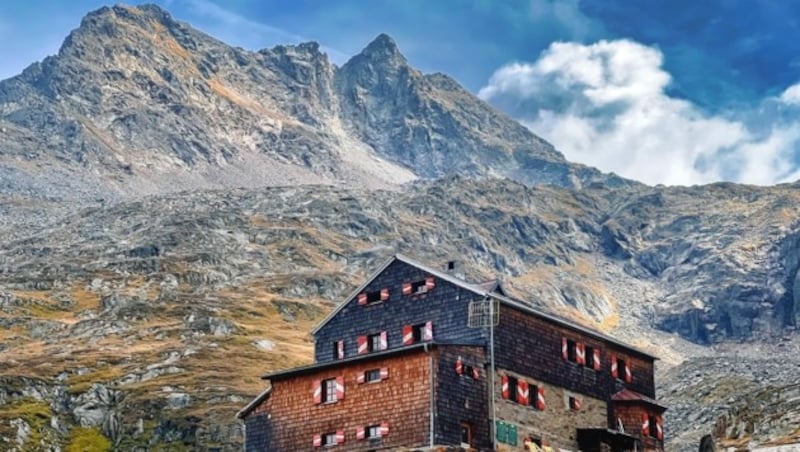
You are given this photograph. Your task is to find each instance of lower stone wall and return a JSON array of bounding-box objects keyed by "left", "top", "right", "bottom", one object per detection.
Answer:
[{"left": 493, "top": 367, "right": 608, "bottom": 451}]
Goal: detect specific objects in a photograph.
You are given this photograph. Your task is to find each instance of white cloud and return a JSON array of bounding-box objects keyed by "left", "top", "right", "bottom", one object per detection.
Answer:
[
  {"left": 479, "top": 40, "right": 800, "bottom": 186},
  {"left": 779, "top": 83, "right": 800, "bottom": 105}
]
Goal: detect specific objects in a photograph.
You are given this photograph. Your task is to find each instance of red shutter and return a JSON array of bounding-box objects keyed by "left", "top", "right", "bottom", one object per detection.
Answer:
[
  {"left": 402, "top": 325, "right": 414, "bottom": 345},
  {"left": 455, "top": 357, "right": 463, "bottom": 375},
  {"left": 501, "top": 374, "right": 509, "bottom": 399},
  {"left": 536, "top": 386, "right": 546, "bottom": 410},
  {"left": 335, "top": 430, "right": 345, "bottom": 444},
  {"left": 641, "top": 413, "right": 650, "bottom": 436},
  {"left": 423, "top": 321, "right": 433, "bottom": 341},
  {"left": 656, "top": 415, "right": 664, "bottom": 440},
  {"left": 380, "top": 367, "right": 389, "bottom": 380},
  {"left": 357, "top": 372, "right": 365, "bottom": 384},
  {"left": 611, "top": 355, "right": 618, "bottom": 378},
  {"left": 380, "top": 422, "right": 390, "bottom": 437},
  {"left": 562, "top": 337, "right": 568, "bottom": 360},
  {"left": 380, "top": 288, "right": 389, "bottom": 300},
  {"left": 571, "top": 397, "right": 582, "bottom": 410},
  {"left": 402, "top": 282, "right": 412, "bottom": 295},
  {"left": 425, "top": 277, "right": 435, "bottom": 291},
  {"left": 356, "top": 426, "right": 365, "bottom": 440},
  {"left": 379, "top": 331, "right": 388, "bottom": 350},
  {"left": 313, "top": 434, "right": 322, "bottom": 447},
  {"left": 357, "top": 335, "right": 367, "bottom": 355},
  {"left": 312, "top": 380, "right": 322, "bottom": 404},
  {"left": 337, "top": 340, "right": 344, "bottom": 359},
  {"left": 517, "top": 380, "right": 530, "bottom": 406},
  {"left": 357, "top": 293, "right": 367, "bottom": 305},
  {"left": 472, "top": 367, "right": 480, "bottom": 380},
  {"left": 576, "top": 343, "right": 586, "bottom": 365},
  {"left": 335, "top": 376, "right": 345, "bottom": 401},
  {"left": 625, "top": 362, "right": 632, "bottom": 383},
  {"left": 593, "top": 348, "right": 601, "bottom": 371}
]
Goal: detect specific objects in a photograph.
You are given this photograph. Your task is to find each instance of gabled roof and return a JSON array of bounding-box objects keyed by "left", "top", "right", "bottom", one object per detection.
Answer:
[
  {"left": 310, "top": 254, "right": 489, "bottom": 334},
  {"left": 309, "top": 254, "right": 657, "bottom": 360},
  {"left": 236, "top": 386, "right": 272, "bottom": 419}
]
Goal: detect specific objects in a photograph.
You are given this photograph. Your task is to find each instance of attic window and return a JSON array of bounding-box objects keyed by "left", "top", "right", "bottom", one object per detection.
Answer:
[
  {"left": 567, "top": 339, "right": 577, "bottom": 362},
  {"left": 358, "top": 288, "right": 389, "bottom": 305},
  {"left": 403, "top": 277, "right": 435, "bottom": 295},
  {"left": 584, "top": 345, "right": 596, "bottom": 369}
]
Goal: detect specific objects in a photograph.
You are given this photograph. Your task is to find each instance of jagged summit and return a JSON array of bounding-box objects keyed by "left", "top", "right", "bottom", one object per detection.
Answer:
[{"left": 359, "top": 33, "right": 405, "bottom": 62}]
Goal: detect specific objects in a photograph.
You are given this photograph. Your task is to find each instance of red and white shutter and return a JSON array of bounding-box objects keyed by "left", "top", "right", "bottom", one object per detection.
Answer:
[
  {"left": 402, "top": 282, "right": 412, "bottom": 295},
  {"left": 576, "top": 343, "right": 586, "bottom": 365},
  {"left": 312, "top": 380, "right": 322, "bottom": 404},
  {"left": 517, "top": 380, "right": 530, "bottom": 406},
  {"left": 425, "top": 277, "right": 435, "bottom": 291},
  {"left": 536, "top": 386, "right": 546, "bottom": 410},
  {"left": 337, "top": 340, "right": 344, "bottom": 359},
  {"left": 313, "top": 434, "right": 322, "bottom": 447},
  {"left": 380, "top": 367, "right": 389, "bottom": 380},
  {"left": 380, "top": 422, "right": 390, "bottom": 437},
  {"left": 423, "top": 321, "right": 433, "bottom": 341},
  {"left": 593, "top": 348, "right": 601, "bottom": 370},
  {"left": 357, "top": 293, "right": 368, "bottom": 305},
  {"left": 571, "top": 397, "right": 582, "bottom": 410},
  {"left": 641, "top": 413, "right": 650, "bottom": 436},
  {"left": 379, "top": 331, "right": 388, "bottom": 350},
  {"left": 611, "top": 355, "right": 618, "bottom": 378},
  {"left": 501, "top": 375, "right": 509, "bottom": 399},
  {"left": 380, "top": 287, "right": 389, "bottom": 300},
  {"left": 356, "top": 426, "right": 365, "bottom": 440},
  {"left": 562, "top": 337, "right": 568, "bottom": 360},
  {"left": 335, "top": 430, "right": 345, "bottom": 444},
  {"left": 402, "top": 325, "right": 414, "bottom": 345},
  {"left": 624, "top": 362, "right": 632, "bottom": 383},
  {"left": 455, "top": 357, "right": 464, "bottom": 375},
  {"left": 656, "top": 415, "right": 664, "bottom": 440},
  {"left": 335, "top": 376, "right": 345, "bottom": 401},
  {"left": 357, "top": 335, "right": 368, "bottom": 355},
  {"left": 357, "top": 372, "right": 366, "bottom": 384},
  {"left": 472, "top": 367, "right": 480, "bottom": 380}
]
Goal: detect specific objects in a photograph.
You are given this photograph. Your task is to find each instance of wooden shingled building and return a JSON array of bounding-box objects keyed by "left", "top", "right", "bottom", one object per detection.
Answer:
[{"left": 238, "top": 254, "right": 666, "bottom": 451}]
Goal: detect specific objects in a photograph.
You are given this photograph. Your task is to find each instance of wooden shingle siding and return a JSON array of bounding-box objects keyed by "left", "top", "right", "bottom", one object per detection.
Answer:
[
  {"left": 314, "top": 260, "right": 486, "bottom": 363},
  {"left": 494, "top": 304, "right": 656, "bottom": 403},
  {"left": 244, "top": 413, "right": 270, "bottom": 452},
  {"left": 247, "top": 348, "right": 432, "bottom": 451},
  {"left": 434, "top": 346, "right": 491, "bottom": 450}
]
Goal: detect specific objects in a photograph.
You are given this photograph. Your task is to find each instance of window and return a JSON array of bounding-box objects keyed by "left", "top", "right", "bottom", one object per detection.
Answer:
[
  {"left": 403, "top": 277, "right": 434, "bottom": 295},
  {"left": 584, "top": 345, "right": 595, "bottom": 369},
  {"left": 648, "top": 415, "right": 658, "bottom": 438},
  {"left": 507, "top": 375, "right": 518, "bottom": 403},
  {"left": 366, "top": 425, "right": 381, "bottom": 439},
  {"left": 365, "top": 369, "right": 381, "bottom": 383},
  {"left": 412, "top": 323, "right": 424, "bottom": 342},
  {"left": 460, "top": 422, "right": 472, "bottom": 447},
  {"left": 368, "top": 333, "right": 382, "bottom": 352},
  {"left": 322, "top": 432, "right": 337, "bottom": 446},
  {"left": 567, "top": 339, "right": 577, "bottom": 362},
  {"left": 332, "top": 340, "right": 344, "bottom": 360},
  {"left": 323, "top": 378, "right": 337, "bottom": 403},
  {"left": 358, "top": 288, "right": 388, "bottom": 305}
]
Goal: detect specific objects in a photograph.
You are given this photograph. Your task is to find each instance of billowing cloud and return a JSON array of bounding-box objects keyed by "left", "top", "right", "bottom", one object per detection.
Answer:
[{"left": 479, "top": 39, "right": 800, "bottom": 186}]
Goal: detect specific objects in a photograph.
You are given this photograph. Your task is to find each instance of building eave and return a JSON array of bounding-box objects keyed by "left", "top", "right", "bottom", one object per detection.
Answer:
[
  {"left": 262, "top": 342, "right": 439, "bottom": 380},
  {"left": 236, "top": 386, "right": 272, "bottom": 419}
]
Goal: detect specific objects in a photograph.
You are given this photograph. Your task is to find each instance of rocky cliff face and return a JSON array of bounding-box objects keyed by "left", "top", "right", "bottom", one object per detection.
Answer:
[
  {"left": 0, "top": 4, "right": 798, "bottom": 452},
  {"left": 0, "top": 4, "right": 621, "bottom": 203}
]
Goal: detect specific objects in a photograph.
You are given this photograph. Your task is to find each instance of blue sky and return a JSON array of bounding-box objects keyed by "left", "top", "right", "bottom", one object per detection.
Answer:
[{"left": 1, "top": 0, "right": 800, "bottom": 185}]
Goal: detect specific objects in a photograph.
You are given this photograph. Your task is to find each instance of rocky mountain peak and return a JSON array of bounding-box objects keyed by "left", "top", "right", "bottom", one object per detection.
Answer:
[{"left": 360, "top": 33, "right": 405, "bottom": 63}]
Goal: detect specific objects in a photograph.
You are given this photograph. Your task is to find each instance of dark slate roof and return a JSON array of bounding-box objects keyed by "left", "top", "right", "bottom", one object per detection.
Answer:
[
  {"left": 310, "top": 254, "right": 657, "bottom": 360},
  {"left": 612, "top": 388, "right": 668, "bottom": 410}
]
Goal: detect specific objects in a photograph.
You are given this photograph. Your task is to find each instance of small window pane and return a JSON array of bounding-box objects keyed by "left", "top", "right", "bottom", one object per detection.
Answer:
[
  {"left": 365, "top": 369, "right": 381, "bottom": 383},
  {"left": 323, "top": 378, "right": 337, "bottom": 403}
]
